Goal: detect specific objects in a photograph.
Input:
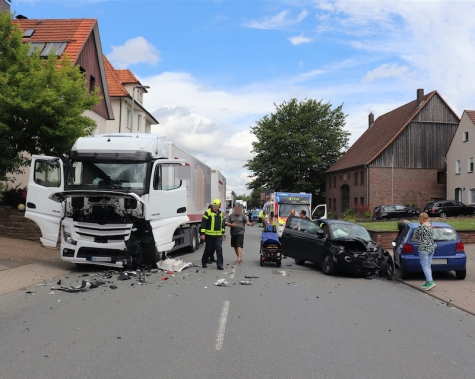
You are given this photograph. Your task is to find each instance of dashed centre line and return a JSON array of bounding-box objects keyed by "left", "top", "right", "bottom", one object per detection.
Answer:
[{"left": 216, "top": 300, "right": 230, "bottom": 351}]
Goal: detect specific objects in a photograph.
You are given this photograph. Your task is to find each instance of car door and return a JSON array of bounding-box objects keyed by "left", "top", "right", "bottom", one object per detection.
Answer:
[
  {"left": 393, "top": 224, "right": 410, "bottom": 265},
  {"left": 295, "top": 219, "right": 323, "bottom": 263},
  {"left": 281, "top": 216, "right": 305, "bottom": 260},
  {"left": 25, "top": 155, "right": 64, "bottom": 247},
  {"left": 451, "top": 201, "right": 464, "bottom": 216}
]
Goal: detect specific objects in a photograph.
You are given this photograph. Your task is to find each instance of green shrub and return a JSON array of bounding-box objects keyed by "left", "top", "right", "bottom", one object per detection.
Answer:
[
  {"left": 327, "top": 210, "right": 337, "bottom": 220},
  {"left": 2, "top": 183, "right": 24, "bottom": 207},
  {"left": 342, "top": 208, "right": 357, "bottom": 221}
]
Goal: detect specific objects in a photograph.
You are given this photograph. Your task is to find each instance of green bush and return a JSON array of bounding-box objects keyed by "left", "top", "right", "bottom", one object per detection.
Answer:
[
  {"left": 2, "top": 184, "right": 25, "bottom": 207},
  {"left": 342, "top": 208, "right": 357, "bottom": 221},
  {"left": 327, "top": 210, "right": 337, "bottom": 220}
]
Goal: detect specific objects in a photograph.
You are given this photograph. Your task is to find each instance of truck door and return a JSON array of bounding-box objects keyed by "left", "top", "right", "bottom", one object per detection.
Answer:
[
  {"left": 147, "top": 160, "right": 190, "bottom": 220},
  {"left": 25, "top": 155, "right": 64, "bottom": 247}
]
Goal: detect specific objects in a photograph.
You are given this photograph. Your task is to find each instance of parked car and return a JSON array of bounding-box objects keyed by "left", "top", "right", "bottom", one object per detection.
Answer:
[
  {"left": 392, "top": 221, "right": 466, "bottom": 279},
  {"left": 372, "top": 204, "right": 419, "bottom": 220},
  {"left": 423, "top": 200, "right": 475, "bottom": 218},
  {"left": 250, "top": 211, "right": 260, "bottom": 222},
  {"left": 280, "top": 217, "right": 394, "bottom": 278}
]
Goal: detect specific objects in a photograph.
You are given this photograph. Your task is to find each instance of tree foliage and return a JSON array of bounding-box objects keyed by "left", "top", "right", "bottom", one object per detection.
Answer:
[
  {"left": 245, "top": 98, "right": 349, "bottom": 204},
  {"left": 0, "top": 12, "right": 101, "bottom": 179}
]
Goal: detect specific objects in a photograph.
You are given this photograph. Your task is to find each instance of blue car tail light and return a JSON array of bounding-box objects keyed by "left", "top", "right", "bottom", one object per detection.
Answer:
[{"left": 403, "top": 243, "right": 414, "bottom": 254}]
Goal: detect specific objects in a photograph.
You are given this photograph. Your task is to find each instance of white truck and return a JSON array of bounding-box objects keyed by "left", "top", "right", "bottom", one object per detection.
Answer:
[
  {"left": 25, "top": 133, "right": 225, "bottom": 268},
  {"left": 225, "top": 190, "right": 237, "bottom": 217}
]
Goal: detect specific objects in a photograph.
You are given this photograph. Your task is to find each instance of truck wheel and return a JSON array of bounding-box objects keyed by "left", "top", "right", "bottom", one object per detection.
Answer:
[{"left": 186, "top": 227, "right": 198, "bottom": 252}]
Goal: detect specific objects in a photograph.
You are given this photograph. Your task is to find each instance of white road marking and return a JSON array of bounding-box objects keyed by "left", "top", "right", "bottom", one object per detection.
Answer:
[{"left": 216, "top": 301, "right": 230, "bottom": 351}]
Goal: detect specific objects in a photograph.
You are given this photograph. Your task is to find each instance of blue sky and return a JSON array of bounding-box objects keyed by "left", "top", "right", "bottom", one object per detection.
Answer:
[{"left": 12, "top": 0, "right": 475, "bottom": 195}]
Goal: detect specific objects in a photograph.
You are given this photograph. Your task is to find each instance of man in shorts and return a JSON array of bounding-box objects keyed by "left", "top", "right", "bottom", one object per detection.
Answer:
[{"left": 225, "top": 205, "right": 253, "bottom": 265}]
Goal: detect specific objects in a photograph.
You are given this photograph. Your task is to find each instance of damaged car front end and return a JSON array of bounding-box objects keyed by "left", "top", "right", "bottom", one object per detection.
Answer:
[{"left": 281, "top": 217, "right": 394, "bottom": 278}]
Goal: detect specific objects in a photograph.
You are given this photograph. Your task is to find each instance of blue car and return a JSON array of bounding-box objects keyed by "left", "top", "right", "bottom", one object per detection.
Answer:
[
  {"left": 250, "top": 211, "right": 260, "bottom": 222},
  {"left": 392, "top": 221, "right": 466, "bottom": 280}
]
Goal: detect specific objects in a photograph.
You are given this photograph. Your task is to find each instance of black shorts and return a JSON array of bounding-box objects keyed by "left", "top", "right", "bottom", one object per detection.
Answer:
[{"left": 231, "top": 234, "right": 244, "bottom": 248}]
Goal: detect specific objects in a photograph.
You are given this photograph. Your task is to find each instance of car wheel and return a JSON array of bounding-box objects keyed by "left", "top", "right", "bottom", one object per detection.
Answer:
[
  {"left": 295, "top": 258, "right": 305, "bottom": 265},
  {"left": 276, "top": 260, "right": 281, "bottom": 268},
  {"left": 260, "top": 258, "right": 264, "bottom": 267},
  {"left": 379, "top": 256, "right": 395, "bottom": 277},
  {"left": 398, "top": 262, "right": 409, "bottom": 280},
  {"left": 439, "top": 212, "right": 447, "bottom": 218},
  {"left": 455, "top": 269, "right": 466, "bottom": 280},
  {"left": 321, "top": 253, "right": 337, "bottom": 275}
]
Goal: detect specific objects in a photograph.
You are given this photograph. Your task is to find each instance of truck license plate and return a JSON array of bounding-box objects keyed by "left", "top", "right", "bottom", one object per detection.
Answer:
[
  {"left": 432, "top": 259, "right": 447, "bottom": 265},
  {"left": 91, "top": 256, "right": 111, "bottom": 262}
]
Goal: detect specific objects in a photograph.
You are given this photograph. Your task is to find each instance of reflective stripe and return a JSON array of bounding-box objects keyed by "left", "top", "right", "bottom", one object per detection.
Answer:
[{"left": 201, "top": 209, "right": 225, "bottom": 236}]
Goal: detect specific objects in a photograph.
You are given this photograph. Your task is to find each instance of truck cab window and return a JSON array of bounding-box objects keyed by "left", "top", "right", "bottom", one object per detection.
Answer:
[
  {"left": 153, "top": 164, "right": 181, "bottom": 191},
  {"left": 34, "top": 160, "right": 62, "bottom": 188}
]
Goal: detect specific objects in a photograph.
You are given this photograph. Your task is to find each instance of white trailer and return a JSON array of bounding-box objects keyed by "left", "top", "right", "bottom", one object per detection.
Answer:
[
  {"left": 25, "top": 133, "right": 224, "bottom": 268},
  {"left": 226, "top": 190, "right": 237, "bottom": 216},
  {"left": 211, "top": 169, "right": 226, "bottom": 213}
]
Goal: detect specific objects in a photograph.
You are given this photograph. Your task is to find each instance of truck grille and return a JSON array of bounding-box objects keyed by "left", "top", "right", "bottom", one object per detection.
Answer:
[{"left": 74, "top": 223, "right": 132, "bottom": 243}]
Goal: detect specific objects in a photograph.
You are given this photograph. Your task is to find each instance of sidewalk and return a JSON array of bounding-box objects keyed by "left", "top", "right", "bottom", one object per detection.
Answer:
[{"left": 0, "top": 236, "right": 474, "bottom": 315}]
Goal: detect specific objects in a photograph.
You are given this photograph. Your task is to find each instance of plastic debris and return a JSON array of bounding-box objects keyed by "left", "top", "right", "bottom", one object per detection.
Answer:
[
  {"left": 56, "top": 280, "right": 92, "bottom": 292},
  {"left": 48, "top": 291, "right": 55, "bottom": 295},
  {"left": 214, "top": 279, "right": 229, "bottom": 286},
  {"left": 286, "top": 264, "right": 292, "bottom": 267},
  {"left": 25, "top": 291, "right": 36, "bottom": 294},
  {"left": 109, "top": 285, "right": 117, "bottom": 289},
  {"left": 118, "top": 272, "right": 131, "bottom": 281},
  {"left": 239, "top": 281, "right": 252, "bottom": 285},
  {"left": 157, "top": 258, "right": 191, "bottom": 272},
  {"left": 36, "top": 282, "right": 54, "bottom": 287},
  {"left": 244, "top": 275, "right": 259, "bottom": 279},
  {"left": 273, "top": 270, "right": 287, "bottom": 276},
  {"left": 160, "top": 276, "right": 169, "bottom": 281}
]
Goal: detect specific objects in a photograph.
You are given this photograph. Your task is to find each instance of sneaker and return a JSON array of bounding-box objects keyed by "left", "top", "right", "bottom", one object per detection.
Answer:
[
  {"left": 217, "top": 266, "right": 224, "bottom": 270},
  {"left": 425, "top": 281, "right": 436, "bottom": 291},
  {"left": 420, "top": 282, "right": 428, "bottom": 288}
]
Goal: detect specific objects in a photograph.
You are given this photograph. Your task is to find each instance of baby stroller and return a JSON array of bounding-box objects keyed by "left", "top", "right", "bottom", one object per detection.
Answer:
[{"left": 260, "top": 225, "right": 282, "bottom": 267}]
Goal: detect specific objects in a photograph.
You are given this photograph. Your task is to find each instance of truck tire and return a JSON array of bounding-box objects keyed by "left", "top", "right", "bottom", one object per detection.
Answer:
[{"left": 186, "top": 227, "right": 198, "bottom": 252}]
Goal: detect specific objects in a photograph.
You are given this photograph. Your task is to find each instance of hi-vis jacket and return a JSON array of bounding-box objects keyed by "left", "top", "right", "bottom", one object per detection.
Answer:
[{"left": 200, "top": 209, "right": 225, "bottom": 237}]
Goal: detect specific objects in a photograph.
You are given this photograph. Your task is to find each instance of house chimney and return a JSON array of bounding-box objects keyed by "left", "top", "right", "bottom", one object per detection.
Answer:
[
  {"left": 417, "top": 88, "right": 424, "bottom": 107},
  {"left": 0, "top": 0, "right": 11, "bottom": 13},
  {"left": 368, "top": 112, "right": 374, "bottom": 128}
]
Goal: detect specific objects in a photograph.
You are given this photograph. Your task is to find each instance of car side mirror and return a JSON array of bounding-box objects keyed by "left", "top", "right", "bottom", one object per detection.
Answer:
[{"left": 317, "top": 230, "right": 326, "bottom": 238}]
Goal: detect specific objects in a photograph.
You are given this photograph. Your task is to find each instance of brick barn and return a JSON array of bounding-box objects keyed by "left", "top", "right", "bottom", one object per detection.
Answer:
[{"left": 326, "top": 89, "right": 460, "bottom": 218}]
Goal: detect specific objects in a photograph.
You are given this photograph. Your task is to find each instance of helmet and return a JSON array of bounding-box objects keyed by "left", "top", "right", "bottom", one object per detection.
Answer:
[{"left": 212, "top": 198, "right": 221, "bottom": 206}]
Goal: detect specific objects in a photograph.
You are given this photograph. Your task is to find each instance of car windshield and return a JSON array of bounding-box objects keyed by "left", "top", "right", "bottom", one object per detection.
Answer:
[
  {"left": 66, "top": 160, "right": 148, "bottom": 191},
  {"left": 410, "top": 227, "right": 458, "bottom": 242},
  {"left": 279, "top": 204, "right": 310, "bottom": 217},
  {"left": 329, "top": 223, "right": 372, "bottom": 241}
]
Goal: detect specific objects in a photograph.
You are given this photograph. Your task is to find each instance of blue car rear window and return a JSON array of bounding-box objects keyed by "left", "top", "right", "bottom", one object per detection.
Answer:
[{"left": 409, "top": 227, "right": 458, "bottom": 242}]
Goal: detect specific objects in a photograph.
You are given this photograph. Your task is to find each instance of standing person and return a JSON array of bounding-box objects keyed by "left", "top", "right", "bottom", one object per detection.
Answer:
[
  {"left": 289, "top": 209, "right": 296, "bottom": 217},
  {"left": 414, "top": 212, "right": 437, "bottom": 290},
  {"left": 293, "top": 210, "right": 311, "bottom": 229},
  {"left": 258, "top": 209, "right": 266, "bottom": 227},
  {"left": 226, "top": 205, "right": 253, "bottom": 265},
  {"left": 200, "top": 199, "right": 226, "bottom": 270}
]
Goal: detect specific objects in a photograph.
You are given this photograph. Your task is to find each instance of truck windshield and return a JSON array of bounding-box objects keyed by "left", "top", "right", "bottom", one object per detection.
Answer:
[
  {"left": 279, "top": 204, "right": 311, "bottom": 217},
  {"left": 66, "top": 161, "right": 148, "bottom": 190}
]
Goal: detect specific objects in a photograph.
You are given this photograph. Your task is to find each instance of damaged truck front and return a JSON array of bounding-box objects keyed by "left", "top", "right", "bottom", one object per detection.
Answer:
[{"left": 25, "top": 134, "right": 212, "bottom": 269}]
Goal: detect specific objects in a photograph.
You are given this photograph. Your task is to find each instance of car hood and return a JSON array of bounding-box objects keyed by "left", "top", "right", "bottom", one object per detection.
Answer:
[{"left": 333, "top": 238, "right": 378, "bottom": 251}]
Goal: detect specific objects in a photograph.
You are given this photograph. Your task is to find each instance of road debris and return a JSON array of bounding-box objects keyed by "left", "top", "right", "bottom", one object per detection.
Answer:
[
  {"left": 273, "top": 270, "right": 288, "bottom": 276},
  {"left": 157, "top": 258, "right": 191, "bottom": 272},
  {"left": 55, "top": 280, "right": 92, "bottom": 292},
  {"left": 214, "top": 279, "right": 229, "bottom": 286},
  {"left": 244, "top": 275, "right": 259, "bottom": 279},
  {"left": 239, "top": 281, "right": 252, "bottom": 285}
]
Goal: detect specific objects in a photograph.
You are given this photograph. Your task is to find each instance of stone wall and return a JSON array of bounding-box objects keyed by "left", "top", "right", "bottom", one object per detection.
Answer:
[{"left": 0, "top": 206, "right": 42, "bottom": 241}]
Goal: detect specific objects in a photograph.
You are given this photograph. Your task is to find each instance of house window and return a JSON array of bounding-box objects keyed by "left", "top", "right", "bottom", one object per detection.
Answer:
[
  {"left": 89, "top": 75, "right": 96, "bottom": 93},
  {"left": 354, "top": 172, "right": 358, "bottom": 186},
  {"left": 469, "top": 157, "right": 474, "bottom": 173},
  {"left": 127, "top": 109, "right": 131, "bottom": 130},
  {"left": 437, "top": 171, "right": 446, "bottom": 184},
  {"left": 470, "top": 189, "right": 475, "bottom": 204},
  {"left": 333, "top": 198, "right": 336, "bottom": 212},
  {"left": 360, "top": 171, "right": 364, "bottom": 185},
  {"left": 328, "top": 178, "right": 331, "bottom": 188},
  {"left": 360, "top": 197, "right": 364, "bottom": 205},
  {"left": 137, "top": 115, "right": 142, "bottom": 132},
  {"left": 456, "top": 160, "right": 461, "bottom": 174},
  {"left": 354, "top": 197, "right": 358, "bottom": 206},
  {"left": 333, "top": 176, "right": 336, "bottom": 187},
  {"left": 463, "top": 131, "right": 469, "bottom": 142}
]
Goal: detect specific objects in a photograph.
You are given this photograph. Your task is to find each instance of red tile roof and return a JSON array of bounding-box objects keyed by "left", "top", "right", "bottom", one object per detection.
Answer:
[
  {"left": 327, "top": 91, "right": 441, "bottom": 172},
  {"left": 12, "top": 18, "right": 96, "bottom": 64},
  {"left": 103, "top": 56, "right": 129, "bottom": 97},
  {"left": 115, "top": 70, "right": 139, "bottom": 84},
  {"left": 466, "top": 110, "right": 475, "bottom": 125}
]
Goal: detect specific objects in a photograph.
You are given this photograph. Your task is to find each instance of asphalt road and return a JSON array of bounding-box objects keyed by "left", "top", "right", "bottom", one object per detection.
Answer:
[{"left": 1, "top": 225, "right": 474, "bottom": 379}]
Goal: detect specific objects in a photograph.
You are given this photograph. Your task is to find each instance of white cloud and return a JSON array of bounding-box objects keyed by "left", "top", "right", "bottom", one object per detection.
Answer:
[
  {"left": 288, "top": 33, "right": 313, "bottom": 45},
  {"left": 245, "top": 9, "right": 308, "bottom": 30},
  {"left": 362, "top": 63, "right": 409, "bottom": 83},
  {"left": 108, "top": 37, "right": 160, "bottom": 69}
]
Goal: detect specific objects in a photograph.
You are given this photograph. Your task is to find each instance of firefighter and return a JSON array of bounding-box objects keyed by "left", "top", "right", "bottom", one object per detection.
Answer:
[
  {"left": 200, "top": 198, "right": 226, "bottom": 270},
  {"left": 258, "top": 209, "right": 266, "bottom": 227}
]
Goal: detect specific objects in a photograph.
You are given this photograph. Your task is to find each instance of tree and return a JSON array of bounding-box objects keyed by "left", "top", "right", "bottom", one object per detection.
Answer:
[
  {"left": 0, "top": 12, "right": 100, "bottom": 180},
  {"left": 245, "top": 98, "right": 349, "bottom": 204}
]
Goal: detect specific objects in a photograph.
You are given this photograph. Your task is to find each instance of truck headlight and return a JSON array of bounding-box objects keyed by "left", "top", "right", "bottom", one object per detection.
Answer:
[{"left": 63, "top": 226, "right": 77, "bottom": 245}]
